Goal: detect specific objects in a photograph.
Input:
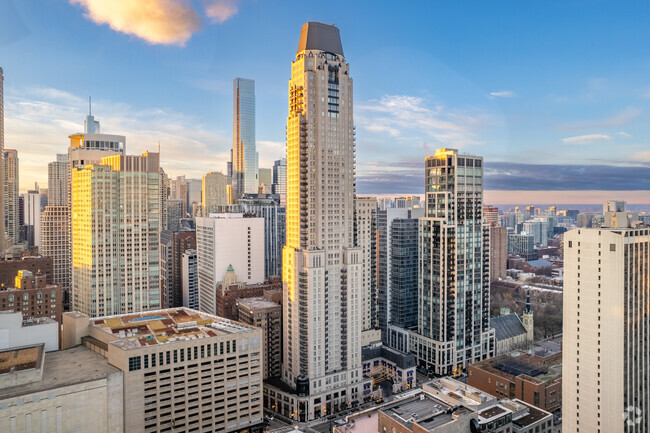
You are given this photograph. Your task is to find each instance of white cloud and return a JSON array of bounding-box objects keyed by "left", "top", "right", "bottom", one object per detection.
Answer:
[
  {"left": 489, "top": 90, "right": 515, "bottom": 98},
  {"left": 70, "top": 0, "right": 203, "bottom": 46},
  {"left": 617, "top": 131, "right": 632, "bottom": 137},
  {"left": 561, "top": 134, "right": 611, "bottom": 144},
  {"left": 204, "top": 0, "right": 240, "bottom": 23},
  {"left": 5, "top": 87, "right": 236, "bottom": 191},
  {"left": 356, "top": 95, "right": 489, "bottom": 148},
  {"left": 632, "top": 151, "right": 650, "bottom": 162}
]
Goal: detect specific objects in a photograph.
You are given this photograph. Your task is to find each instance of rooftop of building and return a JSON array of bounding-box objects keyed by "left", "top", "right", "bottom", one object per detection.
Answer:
[
  {"left": 471, "top": 352, "right": 561, "bottom": 384},
  {"left": 526, "top": 259, "right": 553, "bottom": 268},
  {"left": 424, "top": 377, "right": 495, "bottom": 410},
  {"left": 477, "top": 404, "right": 511, "bottom": 423},
  {"left": 0, "top": 344, "right": 43, "bottom": 375},
  {"left": 380, "top": 394, "right": 455, "bottom": 431},
  {"left": 362, "top": 344, "right": 416, "bottom": 370},
  {"left": 0, "top": 345, "right": 120, "bottom": 400},
  {"left": 297, "top": 22, "right": 343, "bottom": 56},
  {"left": 236, "top": 297, "right": 280, "bottom": 311},
  {"left": 505, "top": 399, "right": 552, "bottom": 427},
  {"left": 90, "top": 307, "right": 255, "bottom": 350},
  {"left": 490, "top": 313, "right": 527, "bottom": 342}
]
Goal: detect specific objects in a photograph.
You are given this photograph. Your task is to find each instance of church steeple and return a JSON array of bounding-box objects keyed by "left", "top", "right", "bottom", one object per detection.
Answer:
[
  {"left": 522, "top": 289, "right": 534, "bottom": 342},
  {"left": 524, "top": 289, "right": 532, "bottom": 314}
]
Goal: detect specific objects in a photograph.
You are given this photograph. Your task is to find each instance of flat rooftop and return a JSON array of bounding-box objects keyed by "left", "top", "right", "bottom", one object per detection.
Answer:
[
  {"left": 0, "top": 345, "right": 120, "bottom": 400},
  {"left": 381, "top": 394, "right": 454, "bottom": 431},
  {"left": 478, "top": 405, "right": 511, "bottom": 423},
  {"left": 0, "top": 344, "right": 43, "bottom": 374},
  {"left": 511, "top": 400, "right": 551, "bottom": 427},
  {"left": 236, "top": 297, "right": 280, "bottom": 310},
  {"left": 91, "top": 307, "right": 254, "bottom": 350}
]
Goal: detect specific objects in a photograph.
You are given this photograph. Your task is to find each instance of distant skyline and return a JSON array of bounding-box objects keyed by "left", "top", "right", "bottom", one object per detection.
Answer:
[{"left": 1, "top": 0, "right": 649, "bottom": 202}]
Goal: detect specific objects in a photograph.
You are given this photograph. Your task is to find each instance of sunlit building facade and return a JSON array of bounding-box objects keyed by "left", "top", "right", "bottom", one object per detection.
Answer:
[
  {"left": 71, "top": 152, "right": 161, "bottom": 317},
  {"left": 414, "top": 148, "right": 495, "bottom": 376},
  {"left": 272, "top": 22, "right": 366, "bottom": 422},
  {"left": 4, "top": 149, "right": 19, "bottom": 244},
  {"left": 202, "top": 171, "right": 228, "bottom": 215}
]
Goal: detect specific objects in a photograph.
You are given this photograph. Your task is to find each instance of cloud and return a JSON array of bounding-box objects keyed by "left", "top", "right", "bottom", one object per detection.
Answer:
[
  {"left": 204, "top": 0, "right": 240, "bottom": 23},
  {"left": 633, "top": 151, "right": 650, "bottom": 162},
  {"left": 617, "top": 131, "right": 632, "bottom": 137},
  {"left": 70, "top": 0, "right": 222, "bottom": 46},
  {"left": 4, "top": 87, "right": 235, "bottom": 191},
  {"left": 561, "top": 134, "right": 611, "bottom": 144},
  {"left": 489, "top": 90, "right": 515, "bottom": 98},
  {"left": 357, "top": 95, "right": 490, "bottom": 148}
]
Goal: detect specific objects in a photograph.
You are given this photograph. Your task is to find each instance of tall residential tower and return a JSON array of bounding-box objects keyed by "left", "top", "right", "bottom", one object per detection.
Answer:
[
  {"left": 563, "top": 202, "right": 649, "bottom": 433},
  {"left": 414, "top": 149, "right": 495, "bottom": 376},
  {"left": 272, "top": 22, "right": 365, "bottom": 422},
  {"left": 232, "top": 78, "right": 258, "bottom": 201}
]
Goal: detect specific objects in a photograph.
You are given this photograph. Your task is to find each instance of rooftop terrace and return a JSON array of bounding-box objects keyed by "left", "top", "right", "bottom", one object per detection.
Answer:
[
  {"left": 91, "top": 308, "right": 254, "bottom": 350},
  {"left": 0, "top": 344, "right": 43, "bottom": 375}
]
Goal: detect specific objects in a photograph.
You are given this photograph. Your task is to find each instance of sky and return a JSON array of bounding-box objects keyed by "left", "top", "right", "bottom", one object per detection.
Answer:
[{"left": 1, "top": 0, "right": 649, "bottom": 204}]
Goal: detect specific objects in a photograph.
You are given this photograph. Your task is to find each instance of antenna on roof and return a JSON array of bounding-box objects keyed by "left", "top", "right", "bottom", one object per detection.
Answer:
[{"left": 89, "top": 96, "right": 92, "bottom": 115}]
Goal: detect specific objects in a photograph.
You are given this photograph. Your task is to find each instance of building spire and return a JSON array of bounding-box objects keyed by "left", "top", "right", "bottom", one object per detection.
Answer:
[
  {"left": 524, "top": 289, "right": 532, "bottom": 314},
  {"left": 89, "top": 96, "right": 92, "bottom": 116}
]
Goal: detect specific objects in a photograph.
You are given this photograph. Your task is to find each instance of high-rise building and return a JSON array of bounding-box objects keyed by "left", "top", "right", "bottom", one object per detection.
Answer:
[
  {"left": 377, "top": 208, "right": 410, "bottom": 341},
  {"left": 4, "top": 149, "right": 19, "bottom": 244},
  {"left": 0, "top": 67, "right": 5, "bottom": 252},
  {"left": 232, "top": 78, "right": 258, "bottom": 201},
  {"left": 71, "top": 152, "right": 161, "bottom": 317},
  {"left": 196, "top": 213, "right": 264, "bottom": 315},
  {"left": 523, "top": 218, "right": 549, "bottom": 246},
  {"left": 272, "top": 158, "right": 287, "bottom": 206},
  {"left": 508, "top": 232, "right": 537, "bottom": 260},
  {"left": 389, "top": 218, "right": 419, "bottom": 330},
  {"left": 258, "top": 167, "right": 272, "bottom": 194},
  {"left": 483, "top": 205, "right": 499, "bottom": 226},
  {"left": 165, "top": 199, "right": 183, "bottom": 231},
  {"left": 238, "top": 196, "right": 286, "bottom": 279},
  {"left": 489, "top": 225, "right": 508, "bottom": 281},
  {"left": 186, "top": 178, "right": 202, "bottom": 214},
  {"left": 202, "top": 171, "right": 228, "bottom": 215},
  {"left": 563, "top": 203, "right": 648, "bottom": 433},
  {"left": 414, "top": 148, "right": 495, "bottom": 376},
  {"left": 67, "top": 113, "right": 125, "bottom": 206},
  {"left": 354, "top": 197, "right": 377, "bottom": 333},
  {"left": 181, "top": 249, "right": 198, "bottom": 309},
  {"left": 236, "top": 296, "right": 282, "bottom": 380},
  {"left": 170, "top": 176, "right": 188, "bottom": 216},
  {"left": 40, "top": 206, "right": 72, "bottom": 310},
  {"left": 48, "top": 153, "right": 68, "bottom": 207},
  {"left": 24, "top": 186, "right": 42, "bottom": 248},
  {"left": 159, "top": 230, "right": 196, "bottom": 308},
  {"left": 275, "top": 22, "right": 365, "bottom": 421}
]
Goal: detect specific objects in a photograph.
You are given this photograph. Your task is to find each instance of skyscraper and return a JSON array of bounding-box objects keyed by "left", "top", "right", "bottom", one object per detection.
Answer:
[
  {"left": 272, "top": 158, "right": 287, "bottom": 206},
  {"left": 274, "top": 22, "right": 364, "bottom": 421},
  {"left": 40, "top": 206, "right": 71, "bottom": 310},
  {"left": 354, "top": 196, "right": 377, "bottom": 333},
  {"left": 4, "top": 149, "right": 19, "bottom": 244},
  {"left": 232, "top": 78, "right": 258, "bottom": 201},
  {"left": 202, "top": 171, "right": 228, "bottom": 215},
  {"left": 24, "top": 186, "right": 42, "bottom": 248},
  {"left": 414, "top": 148, "right": 495, "bottom": 376},
  {"left": 48, "top": 154, "right": 68, "bottom": 207},
  {"left": 0, "top": 68, "right": 5, "bottom": 251},
  {"left": 71, "top": 152, "right": 162, "bottom": 317},
  {"left": 563, "top": 202, "right": 648, "bottom": 433}
]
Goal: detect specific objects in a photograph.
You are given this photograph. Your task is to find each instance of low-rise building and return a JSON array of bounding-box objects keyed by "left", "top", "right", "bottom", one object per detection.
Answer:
[
  {"left": 64, "top": 307, "right": 264, "bottom": 433},
  {"left": 0, "top": 256, "right": 53, "bottom": 288},
  {"left": 361, "top": 344, "right": 416, "bottom": 395},
  {"left": 0, "top": 311, "right": 58, "bottom": 352},
  {"left": 0, "top": 270, "right": 62, "bottom": 324},
  {"left": 215, "top": 266, "right": 282, "bottom": 320},
  {"left": 0, "top": 344, "right": 124, "bottom": 433},
  {"left": 468, "top": 351, "right": 561, "bottom": 413}
]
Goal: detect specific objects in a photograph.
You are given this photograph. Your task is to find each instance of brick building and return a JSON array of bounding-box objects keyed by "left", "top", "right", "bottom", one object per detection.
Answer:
[
  {"left": 468, "top": 351, "right": 561, "bottom": 413},
  {"left": 215, "top": 267, "right": 281, "bottom": 320},
  {"left": 236, "top": 297, "right": 282, "bottom": 379},
  {"left": 0, "top": 256, "right": 53, "bottom": 288},
  {"left": 0, "top": 270, "right": 62, "bottom": 325}
]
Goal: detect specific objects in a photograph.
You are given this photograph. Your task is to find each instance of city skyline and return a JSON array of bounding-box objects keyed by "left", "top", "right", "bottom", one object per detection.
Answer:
[{"left": 1, "top": 1, "right": 649, "bottom": 203}]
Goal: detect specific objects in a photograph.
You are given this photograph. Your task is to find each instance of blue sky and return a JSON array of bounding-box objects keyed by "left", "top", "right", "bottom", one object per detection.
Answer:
[{"left": 1, "top": 0, "right": 649, "bottom": 203}]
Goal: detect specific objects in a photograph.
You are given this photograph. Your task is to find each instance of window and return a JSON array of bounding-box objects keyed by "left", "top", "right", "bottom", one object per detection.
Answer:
[{"left": 129, "top": 356, "right": 142, "bottom": 371}]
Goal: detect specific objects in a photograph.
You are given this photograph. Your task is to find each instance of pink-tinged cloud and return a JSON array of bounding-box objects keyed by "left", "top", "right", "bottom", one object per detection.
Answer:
[
  {"left": 70, "top": 0, "right": 202, "bottom": 46},
  {"left": 204, "top": 0, "right": 240, "bottom": 23},
  {"left": 484, "top": 190, "right": 650, "bottom": 205}
]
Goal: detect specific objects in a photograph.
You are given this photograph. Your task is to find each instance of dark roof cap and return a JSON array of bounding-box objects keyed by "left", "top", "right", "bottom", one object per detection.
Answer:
[{"left": 297, "top": 22, "right": 344, "bottom": 56}]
